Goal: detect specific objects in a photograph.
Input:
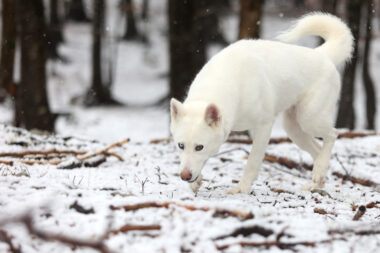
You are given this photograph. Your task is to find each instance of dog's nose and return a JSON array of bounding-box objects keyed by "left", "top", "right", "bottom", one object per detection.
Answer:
[{"left": 180, "top": 169, "right": 192, "bottom": 181}]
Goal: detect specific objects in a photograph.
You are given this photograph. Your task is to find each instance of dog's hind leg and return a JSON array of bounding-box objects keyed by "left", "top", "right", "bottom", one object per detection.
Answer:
[
  {"left": 295, "top": 77, "right": 340, "bottom": 190},
  {"left": 227, "top": 120, "right": 274, "bottom": 194},
  {"left": 300, "top": 128, "right": 337, "bottom": 190},
  {"left": 283, "top": 108, "right": 321, "bottom": 160}
]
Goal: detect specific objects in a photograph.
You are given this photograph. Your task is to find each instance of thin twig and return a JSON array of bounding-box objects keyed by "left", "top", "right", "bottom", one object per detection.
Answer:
[
  {"left": 0, "top": 149, "right": 86, "bottom": 158},
  {"left": 79, "top": 139, "right": 130, "bottom": 161},
  {"left": 106, "top": 224, "right": 161, "bottom": 237},
  {"left": 332, "top": 172, "right": 376, "bottom": 187}
]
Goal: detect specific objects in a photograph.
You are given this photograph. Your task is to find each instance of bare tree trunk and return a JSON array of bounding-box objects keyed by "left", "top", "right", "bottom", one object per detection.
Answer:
[
  {"left": 336, "top": 0, "right": 362, "bottom": 129},
  {"left": 141, "top": 0, "right": 149, "bottom": 20},
  {"left": 85, "top": 0, "right": 119, "bottom": 106},
  {"left": 168, "top": 0, "right": 206, "bottom": 101},
  {"left": 47, "top": 0, "right": 64, "bottom": 59},
  {"left": 362, "top": 0, "right": 376, "bottom": 129},
  {"left": 321, "top": 0, "right": 337, "bottom": 14},
  {"left": 0, "top": 0, "right": 17, "bottom": 99},
  {"left": 238, "top": 0, "right": 265, "bottom": 39},
  {"left": 18, "top": 0, "right": 55, "bottom": 131},
  {"left": 205, "top": 0, "right": 229, "bottom": 46},
  {"left": 123, "top": 0, "right": 140, "bottom": 40},
  {"left": 67, "top": 0, "right": 90, "bottom": 22}
]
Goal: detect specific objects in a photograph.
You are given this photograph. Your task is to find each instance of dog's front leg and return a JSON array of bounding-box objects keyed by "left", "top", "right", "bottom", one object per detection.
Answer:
[
  {"left": 227, "top": 122, "right": 273, "bottom": 194},
  {"left": 189, "top": 174, "right": 202, "bottom": 193}
]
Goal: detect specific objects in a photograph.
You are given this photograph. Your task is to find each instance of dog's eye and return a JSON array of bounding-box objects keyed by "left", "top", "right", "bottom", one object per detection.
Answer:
[
  {"left": 178, "top": 143, "right": 185, "bottom": 150},
  {"left": 195, "top": 145, "right": 203, "bottom": 151}
]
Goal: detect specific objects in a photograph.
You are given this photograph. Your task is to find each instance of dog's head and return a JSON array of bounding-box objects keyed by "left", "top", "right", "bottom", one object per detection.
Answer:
[{"left": 170, "top": 98, "right": 225, "bottom": 183}]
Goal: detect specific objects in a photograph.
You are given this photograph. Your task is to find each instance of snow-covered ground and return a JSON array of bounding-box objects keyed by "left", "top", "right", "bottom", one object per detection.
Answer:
[
  {"left": 0, "top": 125, "right": 379, "bottom": 252},
  {"left": 1, "top": 1, "right": 380, "bottom": 252}
]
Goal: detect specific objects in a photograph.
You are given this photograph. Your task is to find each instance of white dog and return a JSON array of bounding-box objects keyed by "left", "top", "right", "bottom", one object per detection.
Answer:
[{"left": 170, "top": 13, "right": 353, "bottom": 194}]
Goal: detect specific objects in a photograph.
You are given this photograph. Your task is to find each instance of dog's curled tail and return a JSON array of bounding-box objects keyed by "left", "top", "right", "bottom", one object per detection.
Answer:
[{"left": 276, "top": 12, "right": 354, "bottom": 66}]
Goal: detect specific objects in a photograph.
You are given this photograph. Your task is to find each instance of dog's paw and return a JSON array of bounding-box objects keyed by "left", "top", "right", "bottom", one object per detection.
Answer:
[
  {"left": 300, "top": 181, "right": 323, "bottom": 191},
  {"left": 189, "top": 176, "right": 202, "bottom": 193},
  {"left": 226, "top": 183, "right": 251, "bottom": 195}
]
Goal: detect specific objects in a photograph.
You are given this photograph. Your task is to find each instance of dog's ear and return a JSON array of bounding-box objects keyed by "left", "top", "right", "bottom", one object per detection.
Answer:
[
  {"left": 170, "top": 98, "right": 183, "bottom": 121},
  {"left": 205, "top": 104, "right": 221, "bottom": 127}
]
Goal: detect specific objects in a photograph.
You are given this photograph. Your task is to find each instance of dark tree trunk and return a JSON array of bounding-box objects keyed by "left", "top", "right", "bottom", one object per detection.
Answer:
[
  {"left": 67, "top": 0, "right": 90, "bottom": 22},
  {"left": 238, "top": 0, "right": 265, "bottom": 39},
  {"left": 318, "top": 0, "right": 338, "bottom": 45},
  {"left": 18, "top": 0, "right": 55, "bottom": 131},
  {"left": 200, "top": 0, "right": 228, "bottom": 46},
  {"left": 123, "top": 0, "right": 140, "bottom": 40},
  {"left": 141, "top": 0, "right": 149, "bottom": 21},
  {"left": 85, "top": 0, "right": 118, "bottom": 106},
  {"left": 47, "top": 0, "right": 64, "bottom": 59},
  {"left": 321, "top": 0, "right": 337, "bottom": 14},
  {"left": 168, "top": 0, "right": 207, "bottom": 101},
  {"left": 0, "top": 0, "right": 17, "bottom": 99},
  {"left": 336, "top": 0, "right": 362, "bottom": 129},
  {"left": 362, "top": 0, "right": 376, "bottom": 129}
]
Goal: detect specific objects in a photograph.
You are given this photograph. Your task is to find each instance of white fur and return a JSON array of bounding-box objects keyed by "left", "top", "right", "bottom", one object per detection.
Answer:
[{"left": 170, "top": 13, "right": 353, "bottom": 194}]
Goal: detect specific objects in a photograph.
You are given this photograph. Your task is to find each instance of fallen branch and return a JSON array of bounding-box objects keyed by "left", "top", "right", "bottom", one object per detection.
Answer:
[
  {"left": 353, "top": 206, "right": 366, "bottom": 221},
  {"left": 0, "top": 149, "right": 86, "bottom": 158},
  {"left": 314, "top": 208, "right": 337, "bottom": 216},
  {"left": 106, "top": 224, "right": 161, "bottom": 237},
  {"left": 0, "top": 229, "right": 21, "bottom": 253},
  {"left": 227, "top": 131, "right": 377, "bottom": 145},
  {"left": 79, "top": 139, "right": 130, "bottom": 161},
  {"left": 110, "top": 202, "right": 254, "bottom": 221},
  {"left": 0, "top": 139, "right": 129, "bottom": 168},
  {"left": 214, "top": 225, "right": 273, "bottom": 240},
  {"left": 314, "top": 208, "right": 327, "bottom": 215},
  {"left": 329, "top": 228, "right": 380, "bottom": 236},
  {"left": 0, "top": 215, "right": 114, "bottom": 253},
  {"left": 264, "top": 154, "right": 312, "bottom": 171},
  {"left": 215, "top": 238, "right": 345, "bottom": 251},
  {"left": 270, "top": 188, "right": 294, "bottom": 195},
  {"left": 0, "top": 160, "right": 14, "bottom": 166},
  {"left": 149, "top": 138, "right": 171, "bottom": 144},
  {"left": 69, "top": 201, "right": 95, "bottom": 214},
  {"left": 332, "top": 172, "right": 376, "bottom": 187}
]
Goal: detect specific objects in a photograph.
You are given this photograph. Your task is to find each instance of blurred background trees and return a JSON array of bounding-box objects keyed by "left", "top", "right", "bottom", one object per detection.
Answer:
[{"left": 0, "top": 0, "right": 378, "bottom": 132}]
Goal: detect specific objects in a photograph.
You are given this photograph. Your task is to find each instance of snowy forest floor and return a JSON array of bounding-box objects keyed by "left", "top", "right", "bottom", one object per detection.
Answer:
[{"left": 0, "top": 124, "right": 379, "bottom": 253}]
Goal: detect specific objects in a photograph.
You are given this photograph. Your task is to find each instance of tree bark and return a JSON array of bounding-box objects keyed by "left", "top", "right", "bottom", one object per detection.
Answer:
[
  {"left": 362, "top": 0, "right": 376, "bottom": 129},
  {"left": 123, "top": 0, "right": 140, "bottom": 40},
  {"left": 141, "top": 0, "right": 149, "bottom": 20},
  {"left": 321, "top": 0, "right": 337, "bottom": 14},
  {"left": 0, "top": 0, "right": 17, "bottom": 98},
  {"left": 336, "top": 0, "right": 362, "bottom": 129},
  {"left": 47, "top": 0, "right": 64, "bottom": 59},
  {"left": 168, "top": 0, "right": 207, "bottom": 101},
  {"left": 238, "top": 0, "right": 265, "bottom": 39},
  {"left": 67, "top": 0, "right": 90, "bottom": 22},
  {"left": 85, "top": 0, "right": 118, "bottom": 106},
  {"left": 18, "top": 0, "right": 55, "bottom": 131}
]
